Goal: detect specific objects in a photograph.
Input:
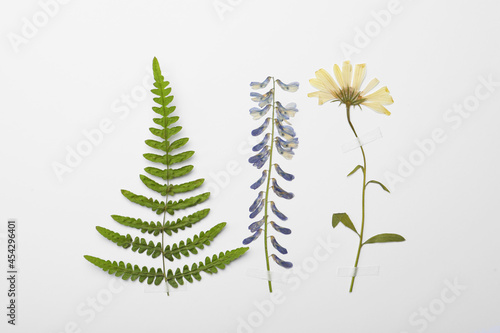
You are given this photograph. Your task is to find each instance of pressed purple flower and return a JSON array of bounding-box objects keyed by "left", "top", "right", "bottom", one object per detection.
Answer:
[
  {"left": 249, "top": 191, "right": 264, "bottom": 212},
  {"left": 243, "top": 228, "right": 263, "bottom": 245},
  {"left": 276, "top": 108, "right": 291, "bottom": 125},
  {"left": 270, "top": 201, "right": 288, "bottom": 221},
  {"left": 249, "top": 104, "right": 271, "bottom": 120},
  {"left": 271, "top": 254, "right": 293, "bottom": 268},
  {"left": 250, "top": 90, "right": 273, "bottom": 107},
  {"left": 249, "top": 198, "right": 264, "bottom": 218},
  {"left": 275, "top": 136, "right": 299, "bottom": 149},
  {"left": 276, "top": 102, "right": 299, "bottom": 118},
  {"left": 250, "top": 170, "right": 268, "bottom": 190},
  {"left": 252, "top": 133, "right": 271, "bottom": 152},
  {"left": 276, "top": 79, "right": 299, "bottom": 92},
  {"left": 270, "top": 236, "right": 288, "bottom": 255},
  {"left": 251, "top": 118, "right": 271, "bottom": 136},
  {"left": 249, "top": 216, "right": 265, "bottom": 232},
  {"left": 249, "top": 146, "right": 270, "bottom": 169},
  {"left": 275, "top": 139, "right": 295, "bottom": 160},
  {"left": 271, "top": 178, "right": 294, "bottom": 199},
  {"left": 274, "top": 164, "right": 295, "bottom": 181},
  {"left": 270, "top": 221, "right": 291, "bottom": 235},
  {"left": 275, "top": 119, "right": 296, "bottom": 140},
  {"left": 250, "top": 76, "right": 271, "bottom": 90}
]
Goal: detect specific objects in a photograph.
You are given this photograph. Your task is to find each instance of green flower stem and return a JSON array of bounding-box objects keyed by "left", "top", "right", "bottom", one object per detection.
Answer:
[
  {"left": 346, "top": 104, "right": 367, "bottom": 293},
  {"left": 263, "top": 78, "right": 276, "bottom": 293}
]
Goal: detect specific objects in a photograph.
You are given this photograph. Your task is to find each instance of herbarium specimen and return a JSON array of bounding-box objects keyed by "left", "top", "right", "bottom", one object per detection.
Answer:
[
  {"left": 308, "top": 61, "right": 405, "bottom": 292},
  {"left": 85, "top": 58, "right": 248, "bottom": 294},
  {"left": 243, "top": 76, "right": 299, "bottom": 292}
]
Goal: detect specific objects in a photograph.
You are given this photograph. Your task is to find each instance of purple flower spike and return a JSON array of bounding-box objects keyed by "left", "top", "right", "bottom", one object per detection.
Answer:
[
  {"left": 270, "top": 221, "right": 291, "bottom": 235},
  {"left": 250, "top": 170, "right": 268, "bottom": 190},
  {"left": 243, "top": 229, "right": 263, "bottom": 245},
  {"left": 274, "top": 164, "right": 295, "bottom": 181},
  {"left": 271, "top": 254, "right": 293, "bottom": 269},
  {"left": 270, "top": 201, "right": 288, "bottom": 221},
  {"left": 270, "top": 236, "right": 288, "bottom": 255}
]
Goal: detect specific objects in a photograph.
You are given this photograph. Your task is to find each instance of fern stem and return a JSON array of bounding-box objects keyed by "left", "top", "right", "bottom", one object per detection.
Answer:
[
  {"left": 262, "top": 77, "right": 276, "bottom": 293},
  {"left": 346, "top": 105, "right": 367, "bottom": 293}
]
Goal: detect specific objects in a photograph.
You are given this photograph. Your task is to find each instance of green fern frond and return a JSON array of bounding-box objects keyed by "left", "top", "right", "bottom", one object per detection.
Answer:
[{"left": 84, "top": 57, "right": 248, "bottom": 293}]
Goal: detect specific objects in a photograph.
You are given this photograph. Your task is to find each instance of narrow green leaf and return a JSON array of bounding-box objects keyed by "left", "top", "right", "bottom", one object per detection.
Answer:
[
  {"left": 96, "top": 226, "right": 132, "bottom": 248},
  {"left": 163, "top": 223, "right": 226, "bottom": 261},
  {"left": 140, "top": 174, "right": 167, "bottom": 195},
  {"left": 121, "top": 190, "right": 165, "bottom": 214},
  {"left": 168, "top": 151, "right": 194, "bottom": 165},
  {"left": 168, "top": 137, "right": 189, "bottom": 152},
  {"left": 163, "top": 247, "right": 249, "bottom": 287},
  {"left": 347, "top": 165, "right": 364, "bottom": 177},
  {"left": 164, "top": 208, "right": 210, "bottom": 235},
  {"left": 143, "top": 151, "right": 194, "bottom": 166},
  {"left": 167, "top": 192, "right": 210, "bottom": 214},
  {"left": 145, "top": 139, "right": 168, "bottom": 152},
  {"left": 84, "top": 255, "right": 164, "bottom": 285},
  {"left": 144, "top": 165, "right": 193, "bottom": 180},
  {"left": 110, "top": 215, "right": 163, "bottom": 236},
  {"left": 167, "top": 178, "right": 204, "bottom": 195},
  {"left": 153, "top": 116, "right": 179, "bottom": 127},
  {"left": 366, "top": 180, "right": 391, "bottom": 193},
  {"left": 332, "top": 213, "right": 359, "bottom": 235},
  {"left": 363, "top": 233, "right": 405, "bottom": 245}
]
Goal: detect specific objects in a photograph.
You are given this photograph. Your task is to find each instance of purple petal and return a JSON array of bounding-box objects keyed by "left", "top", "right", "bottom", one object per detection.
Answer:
[
  {"left": 274, "top": 164, "right": 295, "bottom": 181},
  {"left": 243, "top": 228, "right": 263, "bottom": 245},
  {"left": 271, "top": 178, "right": 294, "bottom": 199},
  {"left": 250, "top": 170, "right": 268, "bottom": 190},
  {"left": 270, "top": 236, "right": 288, "bottom": 255},
  {"left": 249, "top": 216, "right": 265, "bottom": 232},
  {"left": 271, "top": 254, "right": 293, "bottom": 268},
  {"left": 270, "top": 221, "right": 291, "bottom": 235},
  {"left": 270, "top": 201, "right": 288, "bottom": 221}
]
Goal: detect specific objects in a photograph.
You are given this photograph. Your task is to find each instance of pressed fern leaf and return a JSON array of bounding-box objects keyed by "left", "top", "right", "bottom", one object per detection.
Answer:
[{"left": 85, "top": 57, "right": 248, "bottom": 292}]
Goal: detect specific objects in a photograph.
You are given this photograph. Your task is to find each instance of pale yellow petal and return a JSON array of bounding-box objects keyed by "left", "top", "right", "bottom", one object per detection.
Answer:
[
  {"left": 308, "top": 91, "right": 335, "bottom": 105},
  {"left": 360, "top": 78, "right": 379, "bottom": 96},
  {"left": 352, "top": 64, "right": 366, "bottom": 91},
  {"left": 361, "top": 102, "right": 391, "bottom": 115},
  {"left": 309, "top": 78, "right": 329, "bottom": 93},
  {"left": 341, "top": 60, "right": 352, "bottom": 88},
  {"left": 333, "top": 64, "right": 344, "bottom": 89},
  {"left": 315, "top": 69, "right": 340, "bottom": 95},
  {"left": 363, "top": 87, "right": 394, "bottom": 105}
]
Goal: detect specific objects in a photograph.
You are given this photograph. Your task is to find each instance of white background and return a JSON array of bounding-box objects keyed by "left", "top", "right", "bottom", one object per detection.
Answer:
[{"left": 1, "top": 0, "right": 500, "bottom": 332}]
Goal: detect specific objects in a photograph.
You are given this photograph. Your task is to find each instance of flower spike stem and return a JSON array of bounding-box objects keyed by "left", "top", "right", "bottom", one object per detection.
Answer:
[
  {"left": 263, "top": 78, "right": 276, "bottom": 293},
  {"left": 346, "top": 104, "right": 367, "bottom": 293}
]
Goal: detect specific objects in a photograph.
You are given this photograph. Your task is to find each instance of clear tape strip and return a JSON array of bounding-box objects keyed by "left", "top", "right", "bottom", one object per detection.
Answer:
[
  {"left": 246, "top": 268, "right": 289, "bottom": 284},
  {"left": 342, "top": 127, "right": 382, "bottom": 153},
  {"left": 337, "top": 266, "right": 380, "bottom": 277}
]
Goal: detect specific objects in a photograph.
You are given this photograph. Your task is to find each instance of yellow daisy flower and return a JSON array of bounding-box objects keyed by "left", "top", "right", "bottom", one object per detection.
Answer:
[{"left": 308, "top": 60, "right": 393, "bottom": 115}]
